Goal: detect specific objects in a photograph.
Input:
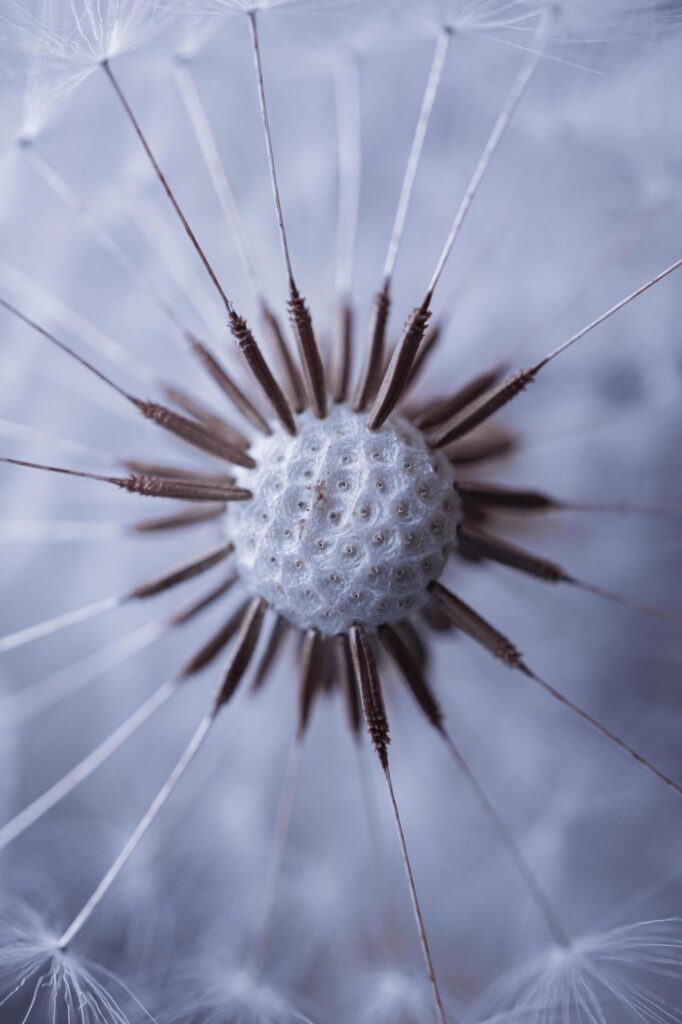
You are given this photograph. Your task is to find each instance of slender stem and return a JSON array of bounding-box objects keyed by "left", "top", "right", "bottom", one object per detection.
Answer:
[
  {"left": 521, "top": 665, "right": 682, "bottom": 799},
  {"left": 172, "top": 59, "right": 264, "bottom": 306},
  {"left": 382, "top": 763, "right": 448, "bottom": 1024},
  {"left": 427, "top": 13, "right": 549, "bottom": 299},
  {"left": 0, "top": 257, "right": 155, "bottom": 385},
  {"left": 350, "top": 625, "right": 446, "bottom": 1018},
  {"left": 383, "top": 28, "right": 451, "bottom": 285},
  {"left": 0, "top": 681, "right": 176, "bottom": 851},
  {"left": 355, "top": 744, "right": 399, "bottom": 955},
  {"left": 429, "top": 255, "right": 682, "bottom": 451},
  {"left": 58, "top": 713, "right": 214, "bottom": 951},
  {"left": 564, "top": 499, "right": 682, "bottom": 520},
  {"left": 248, "top": 12, "right": 295, "bottom": 287},
  {"left": 0, "top": 520, "right": 126, "bottom": 544},
  {"left": 440, "top": 730, "right": 569, "bottom": 948},
  {"left": 102, "top": 61, "right": 233, "bottom": 314},
  {"left": 0, "top": 455, "right": 121, "bottom": 486},
  {"left": 575, "top": 577, "right": 682, "bottom": 623},
  {"left": 0, "top": 414, "right": 118, "bottom": 466},
  {"left": 0, "top": 296, "right": 133, "bottom": 403},
  {"left": 0, "top": 594, "right": 122, "bottom": 654},
  {"left": 247, "top": 12, "right": 327, "bottom": 417},
  {"left": 534, "top": 257, "right": 682, "bottom": 372},
  {"left": 21, "top": 144, "right": 198, "bottom": 349},
  {"left": 0, "top": 540, "right": 230, "bottom": 653},
  {"left": 332, "top": 57, "right": 361, "bottom": 404},
  {"left": 334, "top": 56, "right": 362, "bottom": 302},
  {"left": 428, "top": 582, "right": 682, "bottom": 800},
  {"left": 250, "top": 742, "right": 303, "bottom": 975},
  {"left": 4, "top": 619, "right": 166, "bottom": 726},
  {"left": 0, "top": 456, "right": 250, "bottom": 503}
]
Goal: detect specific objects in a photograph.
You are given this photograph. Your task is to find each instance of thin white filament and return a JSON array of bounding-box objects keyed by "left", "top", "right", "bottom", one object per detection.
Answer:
[
  {"left": 248, "top": 12, "right": 295, "bottom": 284},
  {"left": 572, "top": 577, "right": 682, "bottom": 626},
  {"left": 18, "top": 149, "right": 189, "bottom": 362},
  {"left": 428, "top": 14, "right": 549, "bottom": 298},
  {"left": 0, "top": 258, "right": 154, "bottom": 385},
  {"left": 0, "top": 594, "right": 123, "bottom": 654},
  {"left": 355, "top": 743, "right": 398, "bottom": 955},
  {"left": 536, "top": 256, "right": 682, "bottom": 369},
  {"left": 3, "top": 619, "right": 167, "bottom": 725},
  {"left": 476, "top": 31, "right": 605, "bottom": 76},
  {"left": 57, "top": 712, "right": 214, "bottom": 950},
  {"left": 440, "top": 729, "right": 569, "bottom": 947},
  {"left": 0, "top": 679, "right": 177, "bottom": 851},
  {"left": 565, "top": 499, "right": 682, "bottom": 521},
  {"left": 0, "top": 520, "right": 127, "bottom": 543},
  {"left": 383, "top": 28, "right": 451, "bottom": 284},
  {"left": 0, "top": 417, "right": 118, "bottom": 467},
  {"left": 32, "top": 361, "right": 141, "bottom": 427},
  {"left": 172, "top": 59, "right": 264, "bottom": 307},
  {"left": 334, "top": 56, "right": 362, "bottom": 302},
  {"left": 250, "top": 741, "right": 303, "bottom": 975},
  {"left": 382, "top": 763, "right": 448, "bottom": 1024},
  {"left": 121, "top": 190, "right": 222, "bottom": 336}
]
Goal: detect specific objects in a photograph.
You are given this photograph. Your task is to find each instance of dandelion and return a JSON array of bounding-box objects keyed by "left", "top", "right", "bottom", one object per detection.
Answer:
[
  {"left": 0, "top": 0, "right": 681, "bottom": 1022},
  {"left": 477, "top": 918, "right": 682, "bottom": 1024},
  {"left": 0, "top": 903, "right": 151, "bottom": 1023}
]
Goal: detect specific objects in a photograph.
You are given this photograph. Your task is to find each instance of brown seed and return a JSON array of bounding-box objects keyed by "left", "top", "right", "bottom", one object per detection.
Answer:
[
  {"left": 131, "top": 399, "right": 256, "bottom": 469},
  {"left": 213, "top": 597, "right": 267, "bottom": 710},
  {"left": 427, "top": 581, "right": 525, "bottom": 668},
  {"left": 334, "top": 633, "right": 361, "bottom": 735},
  {"left": 129, "top": 542, "right": 234, "bottom": 601},
  {"left": 332, "top": 301, "right": 354, "bottom": 405},
  {"left": 187, "top": 337, "right": 271, "bottom": 435},
  {"left": 260, "top": 302, "right": 307, "bottom": 413},
  {"left": 169, "top": 573, "right": 239, "bottom": 627},
  {"left": 229, "top": 308, "right": 296, "bottom": 436},
  {"left": 288, "top": 284, "right": 327, "bottom": 419},
  {"left": 429, "top": 368, "right": 535, "bottom": 448},
  {"left": 413, "top": 363, "right": 506, "bottom": 431},
  {"left": 181, "top": 599, "right": 250, "bottom": 679},
  {"left": 349, "top": 625, "right": 390, "bottom": 768},
  {"left": 251, "top": 615, "right": 289, "bottom": 692},
  {"left": 297, "top": 628, "right": 324, "bottom": 739},
  {"left": 130, "top": 505, "right": 225, "bottom": 534},
  {"left": 163, "top": 384, "right": 250, "bottom": 451},
  {"left": 457, "top": 523, "right": 567, "bottom": 583},
  {"left": 378, "top": 624, "right": 444, "bottom": 731},
  {"left": 455, "top": 481, "right": 558, "bottom": 512},
  {"left": 367, "top": 299, "right": 431, "bottom": 431},
  {"left": 353, "top": 283, "right": 390, "bottom": 413},
  {"left": 123, "top": 475, "right": 251, "bottom": 504}
]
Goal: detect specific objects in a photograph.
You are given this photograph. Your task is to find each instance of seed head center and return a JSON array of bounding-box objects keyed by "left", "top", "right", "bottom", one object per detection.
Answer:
[{"left": 225, "top": 405, "right": 459, "bottom": 635}]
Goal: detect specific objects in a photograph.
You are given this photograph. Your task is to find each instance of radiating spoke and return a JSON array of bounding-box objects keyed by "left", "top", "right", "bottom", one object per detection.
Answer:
[
  {"left": 428, "top": 581, "right": 682, "bottom": 800},
  {"left": 349, "top": 626, "right": 448, "bottom": 1024}
]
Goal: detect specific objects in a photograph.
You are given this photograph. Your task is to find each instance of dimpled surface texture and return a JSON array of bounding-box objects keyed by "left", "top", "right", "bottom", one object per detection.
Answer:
[{"left": 225, "top": 405, "right": 459, "bottom": 634}]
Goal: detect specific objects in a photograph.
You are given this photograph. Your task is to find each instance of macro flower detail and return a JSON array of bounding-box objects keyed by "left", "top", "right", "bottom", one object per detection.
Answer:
[
  {"left": 226, "top": 406, "right": 458, "bottom": 635},
  {"left": 1, "top": 1, "right": 681, "bottom": 1022}
]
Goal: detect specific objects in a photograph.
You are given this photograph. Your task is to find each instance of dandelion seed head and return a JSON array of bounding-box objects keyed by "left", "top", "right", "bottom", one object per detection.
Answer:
[
  {"left": 351, "top": 967, "right": 444, "bottom": 1024},
  {"left": 163, "top": 0, "right": 328, "bottom": 20},
  {"left": 3, "top": 0, "right": 169, "bottom": 85},
  {"left": 0, "top": 902, "right": 140, "bottom": 1024},
  {"left": 178, "top": 961, "right": 314, "bottom": 1023},
  {"left": 0, "top": 67, "right": 68, "bottom": 147},
  {"left": 479, "top": 918, "right": 682, "bottom": 1024},
  {"left": 226, "top": 405, "right": 458, "bottom": 634},
  {"left": 0, "top": 0, "right": 681, "bottom": 1020},
  {"left": 398, "top": 0, "right": 546, "bottom": 37}
]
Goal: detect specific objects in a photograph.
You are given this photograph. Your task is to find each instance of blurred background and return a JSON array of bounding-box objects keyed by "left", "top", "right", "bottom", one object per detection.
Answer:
[{"left": 0, "top": 1, "right": 681, "bottom": 1020}]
